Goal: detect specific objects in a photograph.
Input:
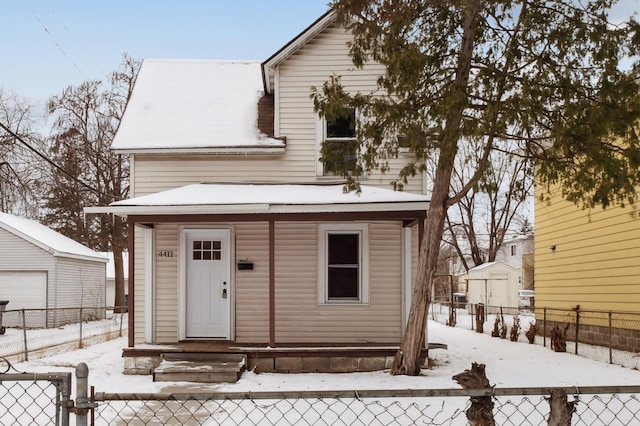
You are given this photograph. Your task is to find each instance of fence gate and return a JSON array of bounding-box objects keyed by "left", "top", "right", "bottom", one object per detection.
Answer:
[{"left": 0, "top": 358, "right": 71, "bottom": 426}]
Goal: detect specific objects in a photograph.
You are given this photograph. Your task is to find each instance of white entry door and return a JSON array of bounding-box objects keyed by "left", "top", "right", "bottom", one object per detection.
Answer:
[{"left": 185, "top": 229, "right": 231, "bottom": 338}]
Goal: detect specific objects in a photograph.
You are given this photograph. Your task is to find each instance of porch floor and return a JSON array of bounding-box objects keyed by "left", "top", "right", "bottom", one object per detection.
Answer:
[{"left": 123, "top": 342, "right": 447, "bottom": 375}]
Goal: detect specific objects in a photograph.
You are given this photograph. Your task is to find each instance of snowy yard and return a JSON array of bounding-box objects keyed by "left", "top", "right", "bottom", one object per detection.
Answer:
[
  {"left": 4, "top": 319, "right": 640, "bottom": 425},
  {"left": 10, "top": 319, "right": 640, "bottom": 394}
]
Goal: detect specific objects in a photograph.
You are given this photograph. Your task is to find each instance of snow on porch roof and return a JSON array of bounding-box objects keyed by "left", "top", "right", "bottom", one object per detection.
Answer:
[
  {"left": 110, "top": 60, "right": 285, "bottom": 153},
  {"left": 85, "top": 183, "right": 430, "bottom": 216}
]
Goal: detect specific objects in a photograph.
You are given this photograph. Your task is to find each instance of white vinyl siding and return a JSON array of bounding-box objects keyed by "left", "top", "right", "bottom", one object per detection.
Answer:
[
  {"left": 134, "top": 226, "right": 150, "bottom": 342},
  {"left": 55, "top": 257, "right": 106, "bottom": 309},
  {"left": 154, "top": 224, "right": 180, "bottom": 343},
  {"left": 279, "top": 23, "right": 424, "bottom": 193},
  {"left": 275, "top": 221, "right": 403, "bottom": 344},
  {"left": 235, "top": 222, "right": 270, "bottom": 342}
]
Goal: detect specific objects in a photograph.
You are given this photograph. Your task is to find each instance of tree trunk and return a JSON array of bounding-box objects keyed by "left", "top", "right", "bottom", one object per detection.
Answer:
[
  {"left": 547, "top": 389, "right": 578, "bottom": 426},
  {"left": 453, "top": 363, "right": 496, "bottom": 426},
  {"left": 550, "top": 323, "right": 570, "bottom": 352},
  {"left": 475, "top": 304, "right": 485, "bottom": 333},
  {"left": 390, "top": 0, "right": 480, "bottom": 376},
  {"left": 526, "top": 322, "right": 538, "bottom": 344},
  {"left": 391, "top": 184, "right": 449, "bottom": 375}
]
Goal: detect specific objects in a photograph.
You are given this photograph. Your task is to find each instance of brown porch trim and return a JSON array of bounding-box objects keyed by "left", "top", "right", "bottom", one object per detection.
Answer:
[
  {"left": 128, "top": 216, "right": 135, "bottom": 347},
  {"left": 127, "top": 210, "right": 425, "bottom": 224},
  {"left": 269, "top": 219, "right": 275, "bottom": 347}
]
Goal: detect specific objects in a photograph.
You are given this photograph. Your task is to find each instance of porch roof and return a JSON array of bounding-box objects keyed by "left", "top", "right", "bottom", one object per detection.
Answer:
[{"left": 85, "top": 183, "right": 429, "bottom": 217}]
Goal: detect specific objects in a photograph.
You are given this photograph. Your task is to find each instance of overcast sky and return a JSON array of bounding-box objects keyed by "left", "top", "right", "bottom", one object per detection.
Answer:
[{"left": 2, "top": 0, "right": 638, "bottom": 106}]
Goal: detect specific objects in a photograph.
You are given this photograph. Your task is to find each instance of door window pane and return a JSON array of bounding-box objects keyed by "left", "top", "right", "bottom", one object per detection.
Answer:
[{"left": 193, "top": 240, "right": 222, "bottom": 261}]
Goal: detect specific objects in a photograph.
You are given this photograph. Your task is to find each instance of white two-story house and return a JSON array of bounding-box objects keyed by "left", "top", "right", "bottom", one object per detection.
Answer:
[{"left": 88, "top": 10, "right": 430, "bottom": 374}]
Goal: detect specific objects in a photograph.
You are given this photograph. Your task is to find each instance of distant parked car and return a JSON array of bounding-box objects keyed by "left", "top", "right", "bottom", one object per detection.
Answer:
[
  {"left": 518, "top": 289, "right": 535, "bottom": 309},
  {"left": 452, "top": 293, "right": 467, "bottom": 309}
]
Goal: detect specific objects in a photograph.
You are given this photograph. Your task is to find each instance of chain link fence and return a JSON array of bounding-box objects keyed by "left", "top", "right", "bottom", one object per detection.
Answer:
[
  {"left": 0, "top": 359, "right": 71, "bottom": 426},
  {"left": 0, "top": 306, "right": 127, "bottom": 363},
  {"left": 90, "top": 385, "right": 640, "bottom": 425},
  {"left": 430, "top": 301, "right": 640, "bottom": 370},
  {"left": 2, "top": 360, "right": 640, "bottom": 425}
]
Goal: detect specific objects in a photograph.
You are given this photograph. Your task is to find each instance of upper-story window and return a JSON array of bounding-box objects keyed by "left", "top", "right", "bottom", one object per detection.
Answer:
[
  {"left": 510, "top": 245, "right": 516, "bottom": 256},
  {"left": 318, "top": 109, "right": 357, "bottom": 176}
]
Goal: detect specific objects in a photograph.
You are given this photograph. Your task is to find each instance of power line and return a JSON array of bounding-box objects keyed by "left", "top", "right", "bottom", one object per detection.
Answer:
[
  {"left": 0, "top": 121, "right": 122, "bottom": 200},
  {"left": 31, "top": 11, "right": 94, "bottom": 82}
]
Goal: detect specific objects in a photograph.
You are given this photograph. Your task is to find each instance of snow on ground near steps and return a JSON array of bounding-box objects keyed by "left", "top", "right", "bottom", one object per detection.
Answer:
[{"left": 11, "top": 320, "right": 640, "bottom": 394}]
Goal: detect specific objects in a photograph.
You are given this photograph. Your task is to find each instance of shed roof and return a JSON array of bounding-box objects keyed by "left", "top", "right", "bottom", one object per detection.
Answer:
[
  {"left": 467, "top": 262, "right": 518, "bottom": 279},
  {"left": 0, "top": 212, "right": 107, "bottom": 263},
  {"left": 110, "top": 60, "right": 285, "bottom": 154}
]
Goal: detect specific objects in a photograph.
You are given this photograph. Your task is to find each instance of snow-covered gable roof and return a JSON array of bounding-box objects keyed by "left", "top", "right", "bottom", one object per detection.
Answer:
[
  {"left": 111, "top": 60, "right": 285, "bottom": 154},
  {"left": 86, "top": 183, "right": 429, "bottom": 216},
  {"left": 0, "top": 212, "right": 107, "bottom": 263},
  {"left": 262, "top": 10, "right": 335, "bottom": 94}
]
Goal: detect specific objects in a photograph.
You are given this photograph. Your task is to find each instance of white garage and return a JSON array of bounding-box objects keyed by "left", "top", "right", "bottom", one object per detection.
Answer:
[
  {"left": 466, "top": 262, "right": 521, "bottom": 312},
  {"left": 0, "top": 271, "right": 47, "bottom": 309},
  {"left": 0, "top": 212, "right": 107, "bottom": 328}
]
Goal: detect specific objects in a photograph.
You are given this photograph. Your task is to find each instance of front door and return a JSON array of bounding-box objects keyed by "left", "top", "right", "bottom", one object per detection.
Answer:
[{"left": 185, "top": 229, "right": 231, "bottom": 338}]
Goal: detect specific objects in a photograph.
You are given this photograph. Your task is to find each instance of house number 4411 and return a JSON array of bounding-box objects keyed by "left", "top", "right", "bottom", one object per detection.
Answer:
[{"left": 157, "top": 251, "right": 174, "bottom": 258}]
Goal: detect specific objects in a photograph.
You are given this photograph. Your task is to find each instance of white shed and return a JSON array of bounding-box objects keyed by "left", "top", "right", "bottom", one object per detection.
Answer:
[
  {"left": 466, "top": 262, "right": 520, "bottom": 310},
  {"left": 0, "top": 212, "right": 107, "bottom": 327}
]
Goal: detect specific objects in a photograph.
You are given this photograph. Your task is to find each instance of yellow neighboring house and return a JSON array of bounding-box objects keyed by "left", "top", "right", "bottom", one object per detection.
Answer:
[{"left": 535, "top": 185, "right": 640, "bottom": 349}]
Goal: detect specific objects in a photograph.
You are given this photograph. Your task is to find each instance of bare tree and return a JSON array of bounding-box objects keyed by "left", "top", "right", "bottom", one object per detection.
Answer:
[
  {"left": 43, "top": 54, "right": 140, "bottom": 311},
  {"left": 444, "top": 143, "right": 533, "bottom": 271},
  {"left": 0, "top": 89, "right": 45, "bottom": 217}
]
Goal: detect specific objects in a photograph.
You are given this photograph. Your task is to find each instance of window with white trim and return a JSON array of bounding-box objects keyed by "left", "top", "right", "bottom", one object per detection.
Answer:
[
  {"left": 317, "top": 223, "right": 370, "bottom": 304},
  {"left": 317, "top": 109, "right": 358, "bottom": 176}
]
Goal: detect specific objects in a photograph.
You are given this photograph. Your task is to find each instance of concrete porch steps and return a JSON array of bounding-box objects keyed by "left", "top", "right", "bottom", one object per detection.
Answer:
[{"left": 153, "top": 353, "right": 247, "bottom": 383}]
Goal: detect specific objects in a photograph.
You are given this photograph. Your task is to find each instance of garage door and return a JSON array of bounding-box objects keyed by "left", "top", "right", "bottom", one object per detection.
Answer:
[{"left": 0, "top": 271, "right": 47, "bottom": 309}]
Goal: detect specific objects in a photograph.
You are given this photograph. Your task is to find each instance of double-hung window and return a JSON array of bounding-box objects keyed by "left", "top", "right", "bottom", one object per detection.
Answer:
[
  {"left": 318, "top": 109, "right": 358, "bottom": 175},
  {"left": 318, "top": 223, "right": 369, "bottom": 304}
]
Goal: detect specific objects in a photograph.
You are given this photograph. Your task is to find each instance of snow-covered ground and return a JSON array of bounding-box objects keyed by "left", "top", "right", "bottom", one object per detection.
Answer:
[{"left": 10, "top": 319, "right": 640, "bottom": 394}]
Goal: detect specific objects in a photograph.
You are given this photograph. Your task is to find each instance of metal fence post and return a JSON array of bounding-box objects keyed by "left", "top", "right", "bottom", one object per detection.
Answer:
[
  {"left": 79, "top": 307, "right": 83, "bottom": 348},
  {"left": 608, "top": 311, "right": 613, "bottom": 364},
  {"left": 21, "top": 309, "right": 28, "bottom": 361},
  {"left": 574, "top": 307, "right": 580, "bottom": 355},
  {"left": 470, "top": 303, "right": 475, "bottom": 331},
  {"left": 119, "top": 309, "right": 124, "bottom": 337},
  {"left": 75, "top": 362, "right": 89, "bottom": 426},
  {"left": 543, "top": 308, "right": 547, "bottom": 347}
]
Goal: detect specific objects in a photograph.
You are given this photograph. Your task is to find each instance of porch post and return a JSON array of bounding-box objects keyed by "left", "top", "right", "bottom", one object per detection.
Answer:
[
  {"left": 127, "top": 217, "right": 135, "bottom": 347},
  {"left": 269, "top": 219, "right": 276, "bottom": 347}
]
